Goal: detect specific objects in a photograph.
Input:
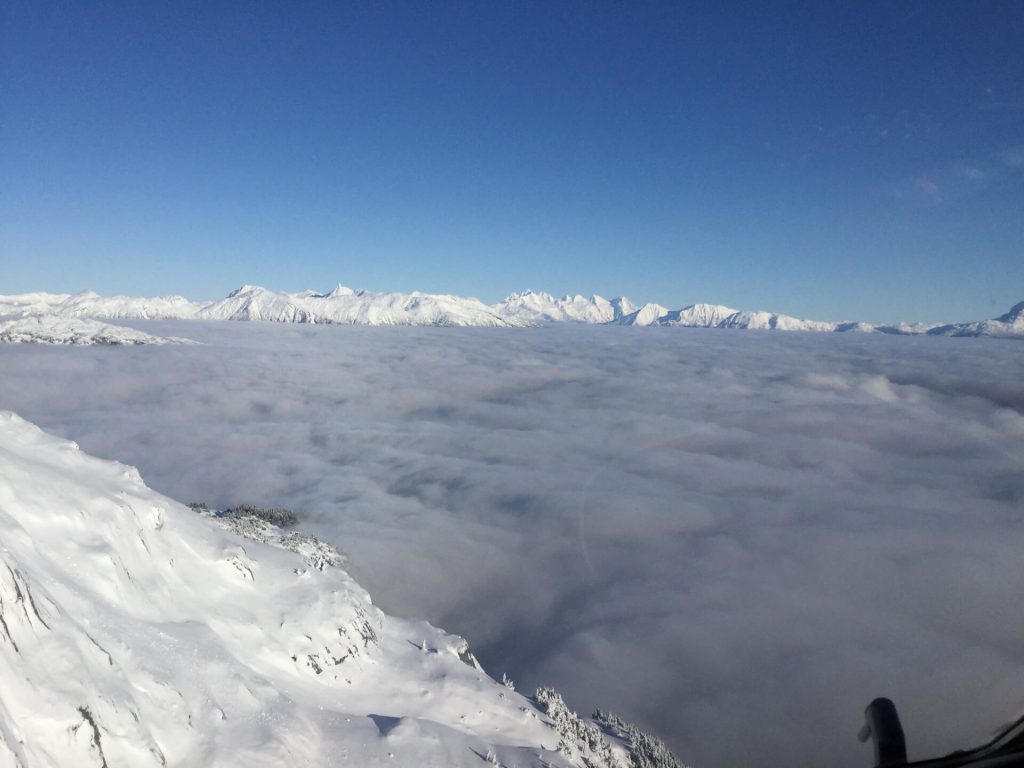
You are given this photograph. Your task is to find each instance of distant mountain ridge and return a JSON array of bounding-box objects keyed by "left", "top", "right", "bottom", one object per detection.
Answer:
[
  {"left": 0, "top": 285, "right": 528, "bottom": 328},
  {"left": 496, "top": 290, "right": 637, "bottom": 324},
  {"left": 924, "top": 299, "right": 1024, "bottom": 338},
  {"left": 0, "top": 285, "right": 1021, "bottom": 338},
  {"left": 494, "top": 291, "right": 1023, "bottom": 338}
]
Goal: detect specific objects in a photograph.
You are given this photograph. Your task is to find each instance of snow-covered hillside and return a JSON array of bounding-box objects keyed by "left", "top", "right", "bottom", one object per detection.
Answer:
[
  {"left": 495, "top": 290, "right": 637, "bottom": 324},
  {"left": 0, "top": 316, "right": 191, "bottom": 345},
  {"left": 925, "top": 300, "right": 1024, "bottom": 338},
  {"left": 0, "top": 412, "right": 684, "bottom": 768},
  {"left": 615, "top": 302, "right": 845, "bottom": 332},
  {"left": 497, "top": 290, "right": 1024, "bottom": 337},
  {"left": 0, "top": 291, "right": 202, "bottom": 320},
  {"left": 202, "top": 284, "right": 526, "bottom": 326},
  {"left": 0, "top": 286, "right": 527, "bottom": 328}
]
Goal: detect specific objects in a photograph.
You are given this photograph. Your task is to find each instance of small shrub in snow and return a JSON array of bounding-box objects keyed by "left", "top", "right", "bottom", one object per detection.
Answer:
[
  {"left": 187, "top": 501, "right": 209, "bottom": 513},
  {"left": 225, "top": 503, "right": 300, "bottom": 527},
  {"left": 593, "top": 709, "right": 687, "bottom": 768},
  {"left": 534, "top": 687, "right": 616, "bottom": 764},
  {"left": 534, "top": 687, "right": 688, "bottom": 768}
]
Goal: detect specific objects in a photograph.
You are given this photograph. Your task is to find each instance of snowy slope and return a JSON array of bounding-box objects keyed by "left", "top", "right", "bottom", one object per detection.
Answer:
[
  {"left": 0, "top": 286, "right": 526, "bottom": 327},
  {"left": 495, "top": 291, "right": 637, "bottom": 324},
  {"left": 503, "top": 294, "right": 852, "bottom": 332},
  {"left": 925, "top": 300, "right": 1024, "bottom": 338},
  {"left": 614, "top": 302, "right": 842, "bottom": 332},
  {"left": 0, "top": 412, "right": 684, "bottom": 768},
  {"left": 0, "top": 316, "right": 192, "bottom": 345},
  {"left": 0, "top": 291, "right": 202, "bottom": 320},
  {"left": 202, "top": 284, "right": 526, "bottom": 327},
  {"left": 610, "top": 303, "right": 669, "bottom": 326}
]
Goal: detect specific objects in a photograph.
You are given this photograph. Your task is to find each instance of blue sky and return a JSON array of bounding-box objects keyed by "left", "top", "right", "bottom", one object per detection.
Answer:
[{"left": 3, "top": 1, "right": 1022, "bottom": 323}]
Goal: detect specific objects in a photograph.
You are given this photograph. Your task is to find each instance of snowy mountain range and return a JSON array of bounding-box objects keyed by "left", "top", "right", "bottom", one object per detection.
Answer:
[
  {"left": 1, "top": 285, "right": 1021, "bottom": 338},
  {"left": 0, "top": 285, "right": 527, "bottom": 328},
  {"left": 0, "top": 411, "right": 684, "bottom": 767}
]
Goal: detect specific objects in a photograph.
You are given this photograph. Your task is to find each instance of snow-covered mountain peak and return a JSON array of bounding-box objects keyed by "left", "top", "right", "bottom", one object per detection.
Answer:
[
  {"left": 200, "top": 284, "right": 528, "bottom": 326},
  {"left": 924, "top": 299, "right": 1024, "bottom": 338},
  {"left": 677, "top": 303, "right": 738, "bottom": 322},
  {"left": 226, "top": 284, "right": 267, "bottom": 298},
  {"left": 613, "top": 302, "right": 670, "bottom": 326},
  {"left": 995, "top": 299, "right": 1024, "bottom": 325},
  {"left": 495, "top": 291, "right": 637, "bottom": 324}
]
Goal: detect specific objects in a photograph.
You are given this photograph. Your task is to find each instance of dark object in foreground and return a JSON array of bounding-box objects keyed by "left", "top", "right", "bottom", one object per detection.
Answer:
[
  {"left": 859, "top": 698, "right": 907, "bottom": 766},
  {"left": 860, "top": 698, "right": 1024, "bottom": 768}
]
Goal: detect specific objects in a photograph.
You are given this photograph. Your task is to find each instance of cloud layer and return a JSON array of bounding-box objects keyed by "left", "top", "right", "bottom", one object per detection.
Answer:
[{"left": 1, "top": 321, "right": 1022, "bottom": 767}]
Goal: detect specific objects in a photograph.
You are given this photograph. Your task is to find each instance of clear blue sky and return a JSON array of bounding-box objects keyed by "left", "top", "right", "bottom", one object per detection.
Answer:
[{"left": 3, "top": 1, "right": 1022, "bottom": 323}]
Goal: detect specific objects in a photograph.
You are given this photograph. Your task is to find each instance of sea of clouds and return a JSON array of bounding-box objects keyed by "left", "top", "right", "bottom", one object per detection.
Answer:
[{"left": 1, "top": 320, "right": 1021, "bottom": 767}]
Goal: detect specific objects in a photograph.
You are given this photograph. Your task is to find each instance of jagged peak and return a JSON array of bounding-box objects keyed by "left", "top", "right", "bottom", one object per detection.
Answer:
[
  {"left": 503, "top": 289, "right": 556, "bottom": 303},
  {"left": 226, "top": 284, "right": 267, "bottom": 298},
  {"left": 995, "top": 300, "right": 1024, "bottom": 323},
  {"left": 325, "top": 284, "right": 356, "bottom": 298},
  {"left": 679, "top": 302, "right": 739, "bottom": 313}
]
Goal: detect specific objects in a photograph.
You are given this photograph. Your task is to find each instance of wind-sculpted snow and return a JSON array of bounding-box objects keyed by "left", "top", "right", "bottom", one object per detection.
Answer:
[
  {"left": 1, "top": 322, "right": 1022, "bottom": 768},
  {"left": 0, "top": 315, "right": 193, "bottom": 345},
  {"left": 0, "top": 411, "right": 681, "bottom": 768}
]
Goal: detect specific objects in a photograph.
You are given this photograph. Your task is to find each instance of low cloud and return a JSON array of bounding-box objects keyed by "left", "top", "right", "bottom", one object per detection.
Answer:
[{"left": 1, "top": 322, "right": 1022, "bottom": 767}]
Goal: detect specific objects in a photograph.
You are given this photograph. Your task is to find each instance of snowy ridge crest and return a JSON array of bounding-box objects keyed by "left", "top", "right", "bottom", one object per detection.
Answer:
[
  {"left": 495, "top": 290, "right": 1024, "bottom": 337},
  {"left": 496, "top": 290, "right": 638, "bottom": 324},
  {"left": 924, "top": 299, "right": 1024, "bottom": 338}
]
